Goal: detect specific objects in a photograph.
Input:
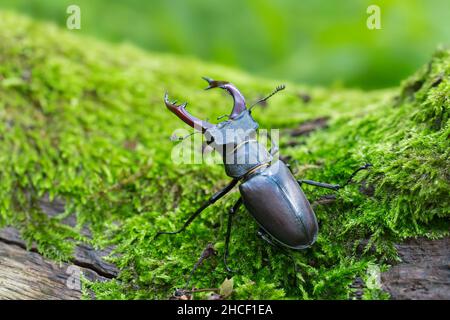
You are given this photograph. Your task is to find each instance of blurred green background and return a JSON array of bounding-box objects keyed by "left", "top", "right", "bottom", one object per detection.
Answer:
[{"left": 1, "top": 0, "right": 448, "bottom": 89}]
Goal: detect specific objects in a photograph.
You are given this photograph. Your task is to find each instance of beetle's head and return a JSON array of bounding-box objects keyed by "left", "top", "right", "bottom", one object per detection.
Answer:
[
  {"left": 203, "top": 110, "right": 259, "bottom": 155},
  {"left": 164, "top": 77, "right": 255, "bottom": 153}
]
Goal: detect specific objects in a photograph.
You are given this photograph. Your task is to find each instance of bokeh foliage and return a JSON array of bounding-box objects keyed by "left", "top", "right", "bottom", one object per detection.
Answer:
[
  {"left": 0, "top": 12, "right": 448, "bottom": 299},
  {"left": 0, "top": 0, "right": 449, "bottom": 89}
]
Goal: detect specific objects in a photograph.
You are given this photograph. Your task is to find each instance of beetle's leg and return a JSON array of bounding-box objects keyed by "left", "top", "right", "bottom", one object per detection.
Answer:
[
  {"left": 298, "top": 163, "right": 372, "bottom": 191},
  {"left": 223, "top": 197, "right": 242, "bottom": 273},
  {"left": 257, "top": 228, "right": 300, "bottom": 280},
  {"left": 340, "top": 163, "right": 372, "bottom": 188},
  {"left": 257, "top": 228, "right": 295, "bottom": 255},
  {"left": 154, "top": 179, "right": 239, "bottom": 239},
  {"left": 297, "top": 179, "right": 341, "bottom": 191},
  {"left": 257, "top": 228, "right": 281, "bottom": 248}
]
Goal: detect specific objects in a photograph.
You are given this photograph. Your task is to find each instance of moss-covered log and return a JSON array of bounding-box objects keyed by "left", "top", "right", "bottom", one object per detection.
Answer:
[{"left": 0, "top": 12, "right": 448, "bottom": 300}]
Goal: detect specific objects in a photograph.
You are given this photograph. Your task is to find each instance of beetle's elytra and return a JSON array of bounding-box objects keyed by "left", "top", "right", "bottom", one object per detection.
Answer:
[{"left": 158, "top": 77, "right": 370, "bottom": 272}]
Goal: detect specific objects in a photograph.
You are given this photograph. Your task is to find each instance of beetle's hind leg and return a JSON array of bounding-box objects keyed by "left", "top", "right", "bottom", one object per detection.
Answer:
[
  {"left": 257, "top": 228, "right": 296, "bottom": 257},
  {"left": 297, "top": 163, "right": 372, "bottom": 191},
  {"left": 224, "top": 198, "right": 243, "bottom": 273},
  {"left": 257, "top": 228, "right": 283, "bottom": 249},
  {"left": 257, "top": 228, "right": 300, "bottom": 282}
]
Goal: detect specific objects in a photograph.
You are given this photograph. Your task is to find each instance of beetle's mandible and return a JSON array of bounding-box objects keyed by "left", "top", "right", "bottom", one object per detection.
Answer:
[{"left": 156, "top": 77, "right": 371, "bottom": 272}]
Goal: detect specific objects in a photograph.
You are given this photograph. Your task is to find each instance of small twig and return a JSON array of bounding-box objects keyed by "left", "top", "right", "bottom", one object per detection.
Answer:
[
  {"left": 311, "top": 194, "right": 337, "bottom": 208},
  {"left": 184, "top": 243, "right": 217, "bottom": 288},
  {"left": 184, "top": 288, "right": 220, "bottom": 293}
]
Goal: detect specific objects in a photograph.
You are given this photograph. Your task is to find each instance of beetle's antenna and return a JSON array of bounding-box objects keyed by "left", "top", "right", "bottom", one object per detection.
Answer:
[
  {"left": 217, "top": 114, "right": 230, "bottom": 121},
  {"left": 249, "top": 84, "right": 286, "bottom": 111},
  {"left": 170, "top": 131, "right": 202, "bottom": 142}
]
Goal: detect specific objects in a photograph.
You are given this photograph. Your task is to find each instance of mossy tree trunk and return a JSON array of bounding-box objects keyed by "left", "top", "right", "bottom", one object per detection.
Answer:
[{"left": 0, "top": 12, "right": 448, "bottom": 300}]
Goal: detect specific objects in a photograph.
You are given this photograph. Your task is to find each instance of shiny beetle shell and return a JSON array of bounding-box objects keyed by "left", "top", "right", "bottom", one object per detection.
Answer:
[{"left": 239, "top": 161, "right": 318, "bottom": 249}]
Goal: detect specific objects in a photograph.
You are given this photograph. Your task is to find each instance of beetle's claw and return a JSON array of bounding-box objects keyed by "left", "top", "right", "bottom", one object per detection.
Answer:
[
  {"left": 202, "top": 76, "right": 213, "bottom": 84},
  {"left": 224, "top": 254, "right": 237, "bottom": 274},
  {"left": 164, "top": 92, "right": 214, "bottom": 132},
  {"left": 202, "top": 76, "right": 229, "bottom": 90},
  {"left": 225, "top": 265, "right": 236, "bottom": 274},
  {"left": 164, "top": 93, "right": 187, "bottom": 110},
  {"left": 201, "top": 77, "right": 247, "bottom": 119},
  {"left": 174, "top": 288, "right": 185, "bottom": 297}
]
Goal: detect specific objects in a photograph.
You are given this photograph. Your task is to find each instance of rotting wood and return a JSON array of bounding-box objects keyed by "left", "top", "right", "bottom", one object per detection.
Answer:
[
  {"left": 381, "top": 237, "right": 450, "bottom": 300},
  {"left": 290, "top": 117, "right": 329, "bottom": 137},
  {"left": 0, "top": 227, "right": 118, "bottom": 279},
  {"left": 0, "top": 193, "right": 118, "bottom": 299},
  {"left": 0, "top": 241, "right": 107, "bottom": 300},
  {"left": 0, "top": 193, "right": 119, "bottom": 278}
]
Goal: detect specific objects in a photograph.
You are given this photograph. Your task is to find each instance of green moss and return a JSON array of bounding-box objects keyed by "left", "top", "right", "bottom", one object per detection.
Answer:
[{"left": 0, "top": 12, "right": 448, "bottom": 300}]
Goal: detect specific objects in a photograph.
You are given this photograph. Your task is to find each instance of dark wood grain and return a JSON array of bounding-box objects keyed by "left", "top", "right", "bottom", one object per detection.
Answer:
[
  {"left": 0, "top": 241, "right": 107, "bottom": 300},
  {"left": 0, "top": 227, "right": 118, "bottom": 279},
  {"left": 381, "top": 237, "right": 450, "bottom": 300},
  {"left": 0, "top": 194, "right": 118, "bottom": 300}
]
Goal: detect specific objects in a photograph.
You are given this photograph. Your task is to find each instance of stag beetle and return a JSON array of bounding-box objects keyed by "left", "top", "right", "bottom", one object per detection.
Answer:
[{"left": 156, "top": 77, "right": 371, "bottom": 272}]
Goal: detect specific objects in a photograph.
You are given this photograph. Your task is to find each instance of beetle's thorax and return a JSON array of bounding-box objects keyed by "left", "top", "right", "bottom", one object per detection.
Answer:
[{"left": 204, "top": 110, "right": 272, "bottom": 178}]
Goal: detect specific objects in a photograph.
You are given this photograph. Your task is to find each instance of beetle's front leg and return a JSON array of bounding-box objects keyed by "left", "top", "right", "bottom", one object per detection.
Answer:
[
  {"left": 223, "top": 197, "right": 242, "bottom": 273},
  {"left": 154, "top": 179, "right": 239, "bottom": 239},
  {"left": 297, "top": 163, "right": 372, "bottom": 191}
]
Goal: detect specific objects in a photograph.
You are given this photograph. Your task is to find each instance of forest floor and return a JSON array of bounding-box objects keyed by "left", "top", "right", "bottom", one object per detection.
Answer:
[{"left": 0, "top": 12, "right": 448, "bottom": 300}]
